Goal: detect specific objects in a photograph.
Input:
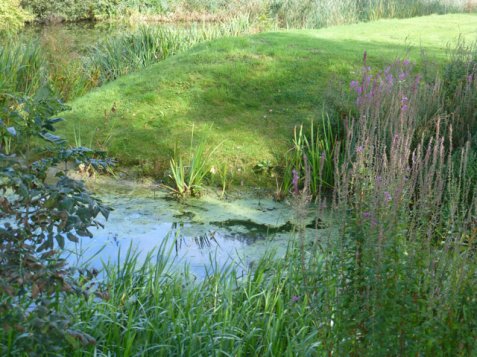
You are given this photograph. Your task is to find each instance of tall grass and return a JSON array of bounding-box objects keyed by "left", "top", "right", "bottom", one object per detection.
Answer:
[
  {"left": 83, "top": 16, "right": 251, "bottom": 87},
  {"left": 275, "top": 114, "right": 340, "bottom": 200},
  {"left": 3, "top": 96, "right": 477, "bottom": 354},
  {"left": 61, "top": 242, "right": 320, "bottom": 356},
  {"left": 0, "top": 39, "right": 45, "bottom": 98},
  {"left": 0, "top": 17, "right": 253, "bottom": 101}
]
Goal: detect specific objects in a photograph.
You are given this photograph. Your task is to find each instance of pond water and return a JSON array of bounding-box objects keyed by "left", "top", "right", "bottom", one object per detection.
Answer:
[{"left": 64, "top": 179, "right": 324, "bottom": 278}]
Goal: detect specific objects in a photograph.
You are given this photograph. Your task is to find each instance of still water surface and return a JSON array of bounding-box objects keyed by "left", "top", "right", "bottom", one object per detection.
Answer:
[{"left": 65, "top": 180, "right": 321, "bottom": 278}]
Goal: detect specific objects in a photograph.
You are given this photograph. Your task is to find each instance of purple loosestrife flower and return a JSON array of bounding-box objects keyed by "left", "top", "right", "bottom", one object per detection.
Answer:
[
  {"left": 365, "top": 74, "right": 372, "bottom": 86},
  {"left": 403, "top": 59, "right": 411, "bottom": 66},
  {"left": 399, "top": 72, "right": 407, "bottom": 81},
  {"left": 384, "top": 191, "right": 392, "bottom": 202},
  {"left": 292, "top": 169, "right": 299, "bottom": 195},
  {"left": 363, "top": 211, "right": 372, "bottom": 219},
  {"left": 467, "top": 74, "right": 473, "bottom": 84},
  {"left": 386, "top": 73, "right": 393, "bottom": 86},
  {"left": 291, "top": 295, "right": 300, "bottom": 302},
  {"left": 413, "top": 74, "right": 422, "bottom": 92},
  {"left": 356, "top": 145, "right": 364, "bottom": 154},
  {"left": 401, "top": 96, "right": 409, "bottom": 112}
]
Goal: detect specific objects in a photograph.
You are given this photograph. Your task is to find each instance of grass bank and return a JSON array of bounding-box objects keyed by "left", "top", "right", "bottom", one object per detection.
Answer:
[{"left": 59, "top": 13, "right": 477, "bottom": 185}]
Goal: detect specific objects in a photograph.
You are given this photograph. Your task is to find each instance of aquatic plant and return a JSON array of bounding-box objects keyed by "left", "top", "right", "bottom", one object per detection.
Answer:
[
  {"left": 277, "top": 113, "right": 341, "bottom": 199},
  {"left": 0, "top": 39, "right": 45, "bottom": 98},
  {"left": 165, "top": 128, "right": 221, "bottom": 197}
]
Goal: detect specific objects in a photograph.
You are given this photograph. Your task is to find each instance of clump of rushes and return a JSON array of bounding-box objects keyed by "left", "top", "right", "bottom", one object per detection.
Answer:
[
  {"left": 165, "top": 127, "right": 221, "bottom": 197},
  {"left": 277, "top": 113, "right": 341, "bottom": 200},
  {"left": 0, "top": 39, "right": 46, "bottom": 98}
]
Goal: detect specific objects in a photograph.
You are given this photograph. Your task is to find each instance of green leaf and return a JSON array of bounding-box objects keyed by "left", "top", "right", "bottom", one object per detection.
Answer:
[
  {"left": 59, "top": 197, "right": 74, "bottom": 211},
  {"left": 55, "top": 234, "right": 65, "bottom": 249},
  {"left": 40, "top": 132, "right": 66, "bottom": 145},
  {"left": 67, "top": 233, "right": 79, "bottom": 243}
]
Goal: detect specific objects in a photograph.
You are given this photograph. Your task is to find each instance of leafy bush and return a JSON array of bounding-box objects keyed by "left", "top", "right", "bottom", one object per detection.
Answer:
[
  {"left": 20, "top": 0, "right": 97, "bottom": 22},
  {"left": 0, "top": 0, "right": 32, "bottom": 35},
  {"left": 0, "top": 88, "right": 112, "bottom": 354}
]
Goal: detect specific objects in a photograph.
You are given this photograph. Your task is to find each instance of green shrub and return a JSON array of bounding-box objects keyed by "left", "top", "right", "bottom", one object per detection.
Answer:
[
  {"left": 20, "top": 0, "right": 97, "bottom": 22},
  {"left": 0, "top": 88, "right": 112, "bottom": 355},
  {"left": 0, "top": 0, "right": 32, "bottom": 35}
]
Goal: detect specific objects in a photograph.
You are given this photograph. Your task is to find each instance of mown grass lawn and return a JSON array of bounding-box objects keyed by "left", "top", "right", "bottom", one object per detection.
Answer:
[{"left": 60, "top": 13, "right": 477, "bottom": 182}]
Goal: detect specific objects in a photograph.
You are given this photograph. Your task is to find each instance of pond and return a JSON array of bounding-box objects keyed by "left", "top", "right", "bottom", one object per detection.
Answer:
[{"left": 64, "top": 178, "right": 324, "bottom": 278}]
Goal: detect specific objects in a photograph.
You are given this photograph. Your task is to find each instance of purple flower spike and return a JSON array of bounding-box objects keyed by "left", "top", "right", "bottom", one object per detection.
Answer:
[
  {"left": 356, "top": 145, "right": 364, "bottom": 154},
  {"left": 292, "top": 169, "right": 299, "bottom": 194},
  {"left": 291, "top": 295, "right": 300, "bottom": 302},
  {"left": 365, "top": 74, "right": 372, "bottom": 86},
  {"left": 363, "top": 211, "right": 372, "bottom": 219},
  {"left": 386, "top": 73, "right": 393, "bottom": 86},
  {"left": 401, "top": 96, "right": 409, "bottom": 112},
  {"left": 399, "top": 72, "right": 407, "bottom": 81},
  {"left": 403, "top": 59, "right": 411, "bottom": 66},
  {"left": 384, "top": 191, "right": 392, "bottom": 202},
  {"left": 467, "top": 74, "right": 473, "bottom": 84}
]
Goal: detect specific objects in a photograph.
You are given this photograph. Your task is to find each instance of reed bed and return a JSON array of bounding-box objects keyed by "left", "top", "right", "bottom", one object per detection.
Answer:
[
  {"left": 83, "top": 16, "right": 252, "bottom": 87},
  {"left": 0, "top": 39, "right": 45, "bottom": 97}
]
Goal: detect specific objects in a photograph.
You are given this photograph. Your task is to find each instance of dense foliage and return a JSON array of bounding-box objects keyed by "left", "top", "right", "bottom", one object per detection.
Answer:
[
  {"left": 0, "top": 88, "right": 113, "bottom": 354},
  {"left": 16, "top": 0, "right": 475, "bottom": 25},
  {"left": 0, "top": 0, "right": 32, "bottom": 35}
]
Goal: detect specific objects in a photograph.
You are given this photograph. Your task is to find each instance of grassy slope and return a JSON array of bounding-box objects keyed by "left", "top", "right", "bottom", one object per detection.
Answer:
[{"left": 60, "top": 13, "right": 477, "bottom": 182}]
